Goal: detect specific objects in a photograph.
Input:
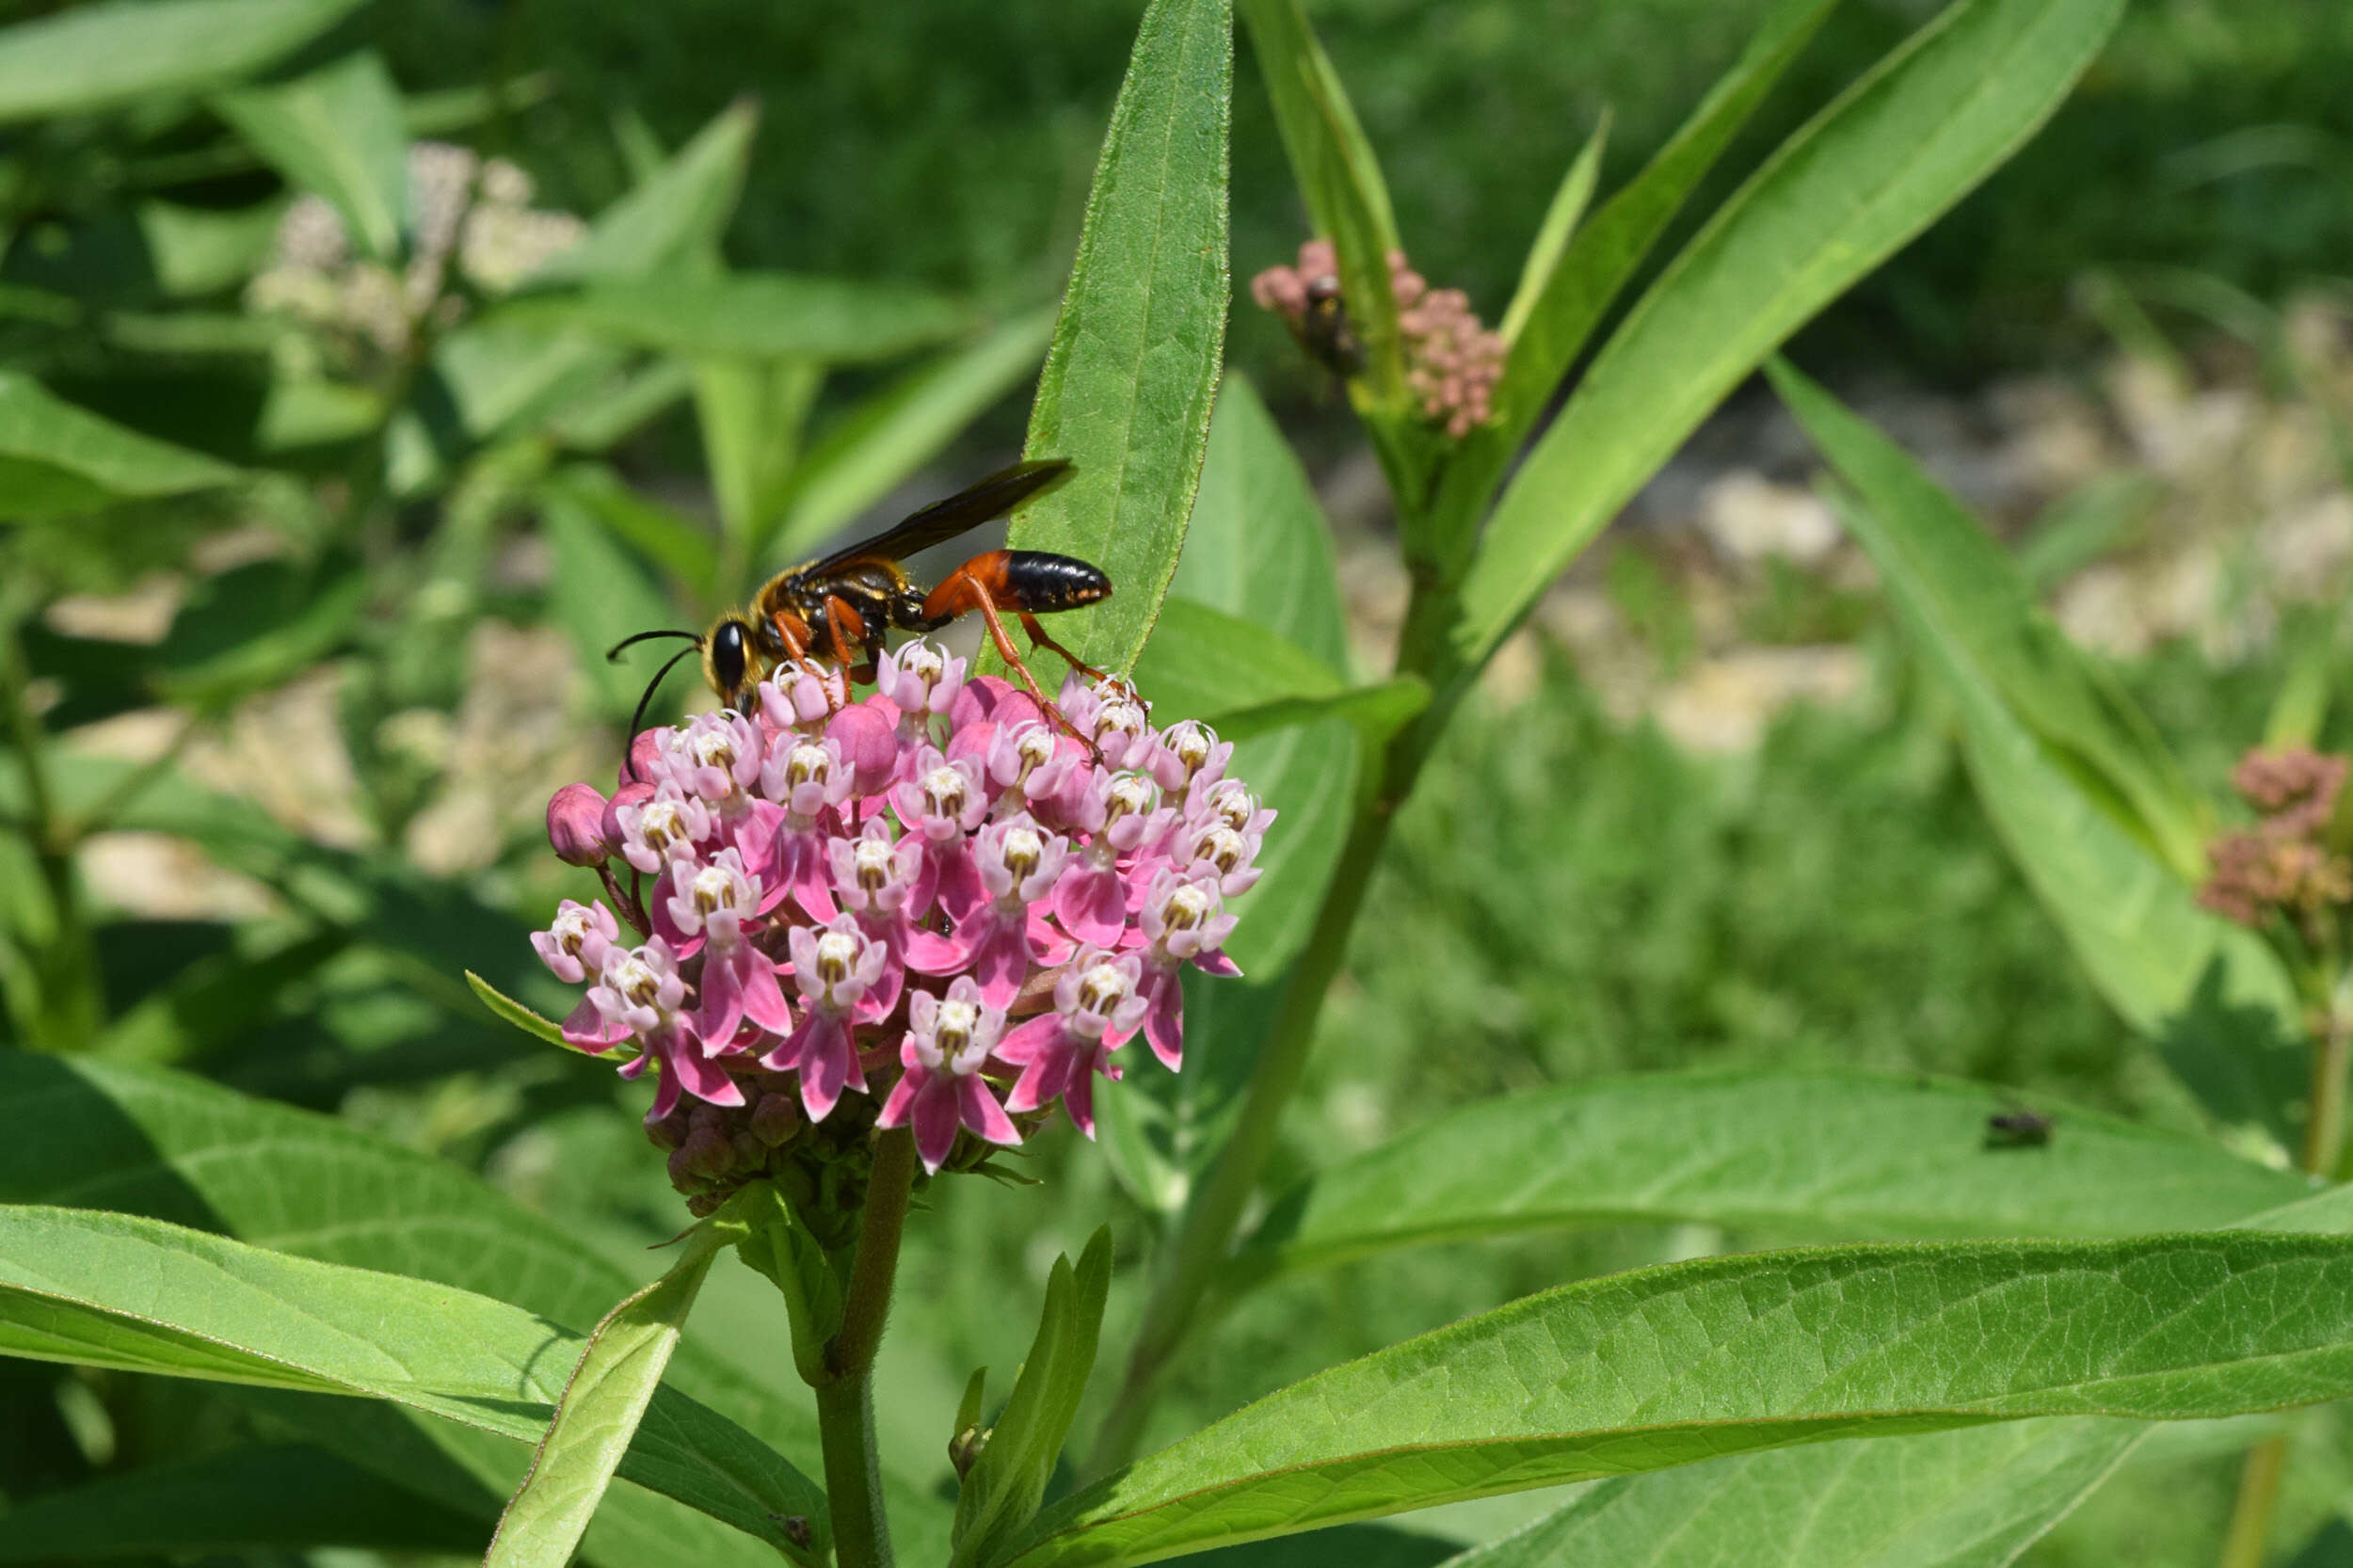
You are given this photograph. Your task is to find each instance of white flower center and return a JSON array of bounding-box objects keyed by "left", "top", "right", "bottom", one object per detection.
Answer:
[
  {"left": 922, "top": 766, "right": 968, "bottom": 818},
  {"left": 936, "top": 1000, "right": 978, "bottom": 1056},
  {"left": 690, "top": 731, "right": 737, "bottom": 773},
  {"left": 1105, "top": 774, "right": 1155, "bottom": 825},
  {"left": 815, "top": 931, "right": 858, "bottom": 985},
  {"left": 1078, "top": 962, "right": 1129, "bottom": 1014},
  {"left": 1160, "top": 884, "right": 1210, "bottom": 932},
  {"left": 1096, "top": 701, "right": 1144, "bottom": 744},
  {"left": 1170, "top": 724, "right": 1214, "bottom": 773},
  {"left": 1209, "top": 785, "right": 1256, "bottom": 833},
  {"left": 853, "top": 838, "right": 893, "bottom": 891},
  {"left": 902, "top": 646, "right": 944, "bottom": 684},
  {"left": 554, "top": 909, "right": 592, "bottom": 954},
  {"left": 1002, "top": 826, "right": 1042, "bottom": 879},
  {"left": 613, "top": 956, "right": 660, "bottom": 1007},
  {"left": 1200, "top": 825, "right": 1246, "bottom": 873},
  {"left": 785, "top": 743, "right": 831, "bottom": 789},
  {"left": 641, "top": 801, "right": 687, "bottom": 850},
  {"left": 692, "top": 866, "right": 735, "bottom": 916}
]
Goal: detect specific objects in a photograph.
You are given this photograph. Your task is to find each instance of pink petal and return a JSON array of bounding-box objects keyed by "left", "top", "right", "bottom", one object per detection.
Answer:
[
  {"left": 739, "top": 953, "right": 795, "bottom": 1036},
  {"left": 911, "top": 1079, "right": 964, "bottom": 1172},
  {"left": 696, "top": 952, "right": 747, "bottom": 1047},
  {"left": 670, "top": 1037, "right": 745, "bottom": 1107},
  {"left": 958, "top": 1075, "right": 1021, "bottom": 1147},
  {"left": 1064, "top": 1066, "right": 1097, "bottom": 1139},
  {"left": 969, "top": 923, "right": 1030, "bottom": 1009},
  {"left": 562, "top": 998, "right": 628, "bottom": 1050},
  {"left": 1053, "top": 867, "right": 1129, "bottom": 947},
  {"left": 877, "top": 1064, "right": 924, "bottom": 1130},
  {"left": 993, "top": 1013, "right": 1062, "bottom": 1068},
  {"left": 1143, "top": 977, "right": 1183, "bottom": 1071}
]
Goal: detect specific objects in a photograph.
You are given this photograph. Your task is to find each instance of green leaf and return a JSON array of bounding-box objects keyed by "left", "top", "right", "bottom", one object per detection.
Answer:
[
  {"left": 544, "top": 479, "right": 687, "bottom": 721},
  {"left": 2016, "top": 470, "right": 2166, "bottom": 592},
  {"left": 0, "top": 1052, "right": 845, "bottom": 1567},
  {"left": 0, "top": 1442, "right": 490, "bottom": 1559},
  {"left": 1233, "top": 1067, "right": 2313, "bottom": 1287},
  {"left": 1438, "top": 1419, "right": 2140, "bottom": 1568},
  {"left": 0, "top": 0, "right": 362, "bottom": 124},
  {"left": 952, "top": 1228, "right": 1115, "bottom": 1568},
  {"left": 1135, "top": 599, "right": 1343, "bottom": 719},
  {"left": 153, "top": 559, "right": 370, "bottom": 712},
  {"left": 1496, "top": 110, "right": 1610, "bottom": 350},
  {"left": 543, "top": 463, "right": 720, "bottom": 601},
  {"left": 215, "top": 53, "right": 410, "bottom": 263},
  {"left": 1097, "top": 967, "right": 1284, "bottom": 1216},
  {"left": 532, "top": 102, "right": 757, "bottom": 285},
  {"left": 1236, "top": 0, "right": 1404, "bottom": 404},
  {"left": 0, "top": 1205, "right": 816, "bottom": 1556},
  {"left": 0, "top": 373, "right": 237, "bottom": 522},
  {"left": 1174, "top": 374, "right": 1350, "bottom": 670},
  {"left": 1767, "top": 359, "right": 2301, "bottom": 1117},
  {"left": 466, "top": 969, "right": 580, "bottom": 1053},
  {"left": 692, "top": 354, "right": 824, "bottom": 568},
  {"left": 1002, "top": 0, "right": 1231, "bottom": 681},
  {"left": 1004, "top": 1231, "right": 2353, "bottom": 1568},
  {"left": 488, "top": 1235, "right": 725, "bottom": 1568},
  {"left": 1769, "top": 360, "right": 2206, "bottom": 876},
  {"left": 770, "top": 307, "right": 1058, "bottom": 567},
  {"left": 1455, "top": 0, "right": 2125, "bottom": 666},
  {"left": 96, "top": 930, "right": 348, "bottom": 1064},
  {"left": 500, "top": 273, "right": 972, "bottom": 364}
]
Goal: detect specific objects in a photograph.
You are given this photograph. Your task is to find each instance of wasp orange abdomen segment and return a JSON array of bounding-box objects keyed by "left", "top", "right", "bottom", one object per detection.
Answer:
[{"left": 924, "top": 550, "right": 1112, "bottom": 621}]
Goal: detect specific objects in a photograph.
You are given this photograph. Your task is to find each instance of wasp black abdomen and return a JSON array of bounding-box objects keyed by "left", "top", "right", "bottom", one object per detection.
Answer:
[{"left": 1001, "top": 551, "right": 1112, "bottom": 611}]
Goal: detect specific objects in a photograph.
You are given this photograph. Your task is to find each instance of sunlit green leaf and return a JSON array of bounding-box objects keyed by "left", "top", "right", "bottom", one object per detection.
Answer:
[
  {"left": 543, "top": 463, "right": 719, "bottom": 600},
  {"left": 533, "top": 101, "right": 757, "bottom": 285},
  {"left": 0, "top": 0, "right": 362, "bottom": 124},
  {"left": 488, "top": 1237, "right": 726, "bottom": 1568},
  {"left": 500, "top": 273, "right": 971, "bottom": 364},
  {"left": 544, "top": 479, "right": 687, "bottom": 722},
  {"left": 1004, "top": 1231, "right": 2353, "bottom": 1568},
  {"left": 0, "top": 1206, "right": 817, "bottom": 1556},
  {"left": 1456, "top": 0, "right": 2125, "bottom": 665},
  {"left": 1234, "top": 1068, "right": 2313, "bottom": 1287},
  {"left": 1002, "top": 0, "right": 1231, "bottom": 680}
]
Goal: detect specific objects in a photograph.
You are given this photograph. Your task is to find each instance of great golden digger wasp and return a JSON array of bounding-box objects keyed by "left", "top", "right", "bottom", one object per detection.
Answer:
[{"left": 608, "top": 457, "right": 1112, "bottom": 745}]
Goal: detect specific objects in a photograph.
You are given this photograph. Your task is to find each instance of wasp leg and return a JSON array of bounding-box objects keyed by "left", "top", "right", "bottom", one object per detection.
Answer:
[
  {"left": 1016, "top": 612, "right": 1112, "bottom": 687},
  {"left": 768, "top": 612, "right": 845, "bottom": 712},
  {"left": 938, "top": 571, "right": 1094, "bottom": 748}
]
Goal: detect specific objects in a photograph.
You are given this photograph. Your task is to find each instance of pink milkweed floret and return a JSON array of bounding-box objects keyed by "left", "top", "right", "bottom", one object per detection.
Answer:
[{"left": 534, "top": 652, "right": 1270, "bottom": 1191}]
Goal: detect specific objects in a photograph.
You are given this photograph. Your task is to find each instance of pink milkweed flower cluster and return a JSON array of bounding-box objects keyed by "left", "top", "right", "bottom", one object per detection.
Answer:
[
  {"left": 1250, "top": 238, "right": 1504, "bottom": 438},
  {"left": 2200, "top": 746, "right": 2353, "bottom": 945},
  {"left": 534, "top": 643, "right": 1266, "bottom": 1196}
]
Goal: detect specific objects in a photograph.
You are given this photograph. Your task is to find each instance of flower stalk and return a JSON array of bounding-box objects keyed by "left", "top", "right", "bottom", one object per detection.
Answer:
[{"left": 811, "top": 1126, "right": 919, "bottom": 1568}]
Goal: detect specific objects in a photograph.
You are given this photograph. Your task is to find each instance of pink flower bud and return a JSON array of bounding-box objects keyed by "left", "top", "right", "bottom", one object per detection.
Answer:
[
  {"left": 826, "top": 700, "right": 901, "bottom": 796},
  {"left": 602, "top": 779, "right": 654, "bottom": 851},
  {"left": 547, "top": 782, "right": 616, "bottom": 866},
  {"left": 621, "top": 729, "right": 665, "bottom": 789}
]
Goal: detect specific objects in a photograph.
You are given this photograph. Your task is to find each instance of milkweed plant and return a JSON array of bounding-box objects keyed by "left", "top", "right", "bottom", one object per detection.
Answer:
[{"left": 15, "top": 1, "right": 2353, "bottom": 1568}]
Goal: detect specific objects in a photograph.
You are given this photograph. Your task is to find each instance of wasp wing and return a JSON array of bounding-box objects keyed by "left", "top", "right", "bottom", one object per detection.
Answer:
[{"left": 804, "top": 458, "right": 1075, "bottom": 576}]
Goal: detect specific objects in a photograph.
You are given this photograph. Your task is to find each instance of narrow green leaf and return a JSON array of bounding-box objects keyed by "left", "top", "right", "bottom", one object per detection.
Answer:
[
  {"left": 488, "top": 1237, "right": 725, "bottom": 1568},
  {"left": 1006, "top": 1232, "right": 2353, "bottom": 1568},
  {"left": 1497, "top": 111, "right": 1611, "bottom": 350},
  {"left": 2265, "top": 637, "right": 2334, "bottom": 751},
  {"left": 500, "top": 273, "right": 971, "bottom": 364},
  {"left": 1237, "top": 0, "right": 1403, "bottom": 403},
  {"left": 97, "top": 930, "right": 348, "bottom": 1064},
  {"left": 533, "top": 102, "right": 757, "bottom": 285},
  {"left": 0, "top": 1442, "right": 489, "bottom": 1559},
  {"left": 0, "top": 0, "right": 362, "bottom": 124},
  {"left": 1003, "top": 0, "right": 1232, "bottom": 680},
  {"left": 1173, "top": 374, "right": 1350, "bottom": 671},
  {"left": 466, "top": 969, "right": 581, "bottom": 1053},
  {"left": 1441, "top": 1419, "right": 2140, "bottom": 1568},
  {"left": 771, "top": 308, "right": 1057, "bottom": 567},
  {"left": 692, "top": 354, "right": 824, "bottom": 567},
  {"left": 953, "top": 1228, "right": 1115, "bottom": 1568},
  {"left": 543, "top": 463, "right": 720, "bottom": 600},
  {"left": 153, "top": 560, "right": 370, "bottom": 711},
  {"left": 1457, "top": 0, "right": 2124, "bottom": 664},
  {"left": 0, "top": 1053, "right": 847, "bottom": 1568},
  {"left": 1768, "top": 359, "right": 2301, "bottom": 1108},
  {"left": 1769, "top": 359, "right": 2207, "bottom": 876},
  {"left": 2016, "top": 470, "right": 2165, "bottom": 591},
  {"left": 215, "top": 53, "right": 410, "bottom": 263},
  {"left": 1234, "top": 1068, "right": 2313, "bottom": 1287},
  {"left": 0, "top": 1206, "right": 816, "bottom": 1556},
  {"left": 0, "top": 373, "right": 237, "bottom": 522}
]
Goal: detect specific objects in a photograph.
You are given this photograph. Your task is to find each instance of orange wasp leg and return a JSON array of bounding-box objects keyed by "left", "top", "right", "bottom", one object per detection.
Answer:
[
  {"left": 823, "top": 597, "right": 879, "bottom": 691},
  {"left": 936, "top": 570, "right": 1094, "bottom": 748},
  {"left": 1016, "top": 612, "right": 1112, "bottom": 687}
]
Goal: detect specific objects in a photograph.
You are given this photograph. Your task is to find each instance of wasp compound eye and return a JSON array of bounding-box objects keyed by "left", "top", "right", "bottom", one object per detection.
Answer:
[{"left": 710, "top": 619, "right": 749, "bottom": 696}]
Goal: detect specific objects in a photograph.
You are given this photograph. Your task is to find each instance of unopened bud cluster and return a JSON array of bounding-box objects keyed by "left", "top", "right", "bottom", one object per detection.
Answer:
[
  {"left": 248, "top": 141, "right": 586, "bottom": 360},
  {"left": 1251, "top": 238, "right": 1504, "bottom": 438},
  {"left": 535, "top": 646, "right": 1267, "bottom": 1205},
  {"left": 2199, "top": 746, "right": 2352, "bottom": 944}
]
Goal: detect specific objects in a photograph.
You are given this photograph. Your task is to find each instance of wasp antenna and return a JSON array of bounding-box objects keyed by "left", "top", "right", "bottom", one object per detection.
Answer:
[
  {"left": 607, "top": 628, "right": 702, "bottom": 664},
  {"left": 622, "top": 644, "right": 703, "bottom": 780}
]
